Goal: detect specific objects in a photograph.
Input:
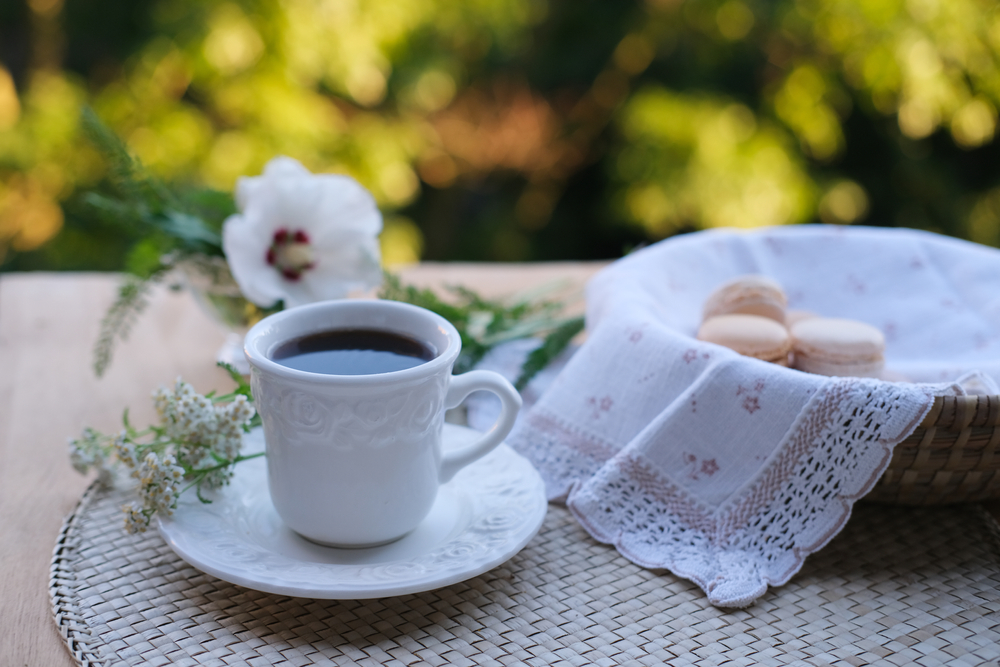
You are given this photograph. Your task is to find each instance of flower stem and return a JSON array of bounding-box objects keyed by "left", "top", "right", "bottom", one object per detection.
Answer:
[{"left": 181, "top": 451, "right": 266, "bottom": 496}]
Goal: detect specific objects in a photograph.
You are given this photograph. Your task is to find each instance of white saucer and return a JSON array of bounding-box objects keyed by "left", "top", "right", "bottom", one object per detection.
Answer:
[{"left": 158, "top": 423, "right": 547, "bottom": 599}]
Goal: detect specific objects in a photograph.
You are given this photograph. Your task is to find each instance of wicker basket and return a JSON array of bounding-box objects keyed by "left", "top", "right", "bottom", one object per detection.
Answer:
[{"left": 865, "top": 395, "right": 1000, "bottom": 505}]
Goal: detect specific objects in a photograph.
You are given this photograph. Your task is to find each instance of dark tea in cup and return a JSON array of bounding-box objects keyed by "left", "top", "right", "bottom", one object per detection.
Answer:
[{"left": 270, "top": 328, "right": 435, "bottom": 375}]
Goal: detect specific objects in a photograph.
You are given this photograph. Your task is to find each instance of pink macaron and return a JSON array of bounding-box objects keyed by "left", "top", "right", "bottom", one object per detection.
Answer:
[
  {"left": 697, "top": 314, "right": 793, "bottom": 366},
  {"left": 703, "top": 275, "right": 787, "bottom": 323},
  {"left": 790, "top": 317, "right": 885, "bottom": 378}
]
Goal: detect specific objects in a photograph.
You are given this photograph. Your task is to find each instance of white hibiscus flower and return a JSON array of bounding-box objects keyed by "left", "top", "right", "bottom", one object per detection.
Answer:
[{"left": 222, "top": 156, "right": 383, "bottom": 308}]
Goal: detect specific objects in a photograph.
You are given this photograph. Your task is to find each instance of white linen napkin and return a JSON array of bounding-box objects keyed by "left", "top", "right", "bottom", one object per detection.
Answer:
[{"left": 499, "top": 225, "right": 995, "bottom": 608}]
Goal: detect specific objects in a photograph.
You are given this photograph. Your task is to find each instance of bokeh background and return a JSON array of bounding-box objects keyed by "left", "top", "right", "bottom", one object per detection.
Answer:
[{"left": 3, "top": 0, "right": 1000, "bottom": 271}]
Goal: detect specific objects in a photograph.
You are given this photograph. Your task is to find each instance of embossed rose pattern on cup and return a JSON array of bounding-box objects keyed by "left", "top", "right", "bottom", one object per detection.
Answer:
[{"left": 251, "top": 369, "right": 447, "bottom": 451}]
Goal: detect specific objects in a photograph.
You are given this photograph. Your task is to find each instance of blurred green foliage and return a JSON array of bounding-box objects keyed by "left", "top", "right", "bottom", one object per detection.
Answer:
[{"left": 3, "top": 0, "right": 1000, "bottom": 271}]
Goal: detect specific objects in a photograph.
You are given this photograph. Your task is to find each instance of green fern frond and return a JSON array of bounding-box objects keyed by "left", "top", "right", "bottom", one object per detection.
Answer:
[
  {"left": 80, "top": 107, "right": 178, "bottom": 213},
  {"left": 380, "top": 270, "right": 583, "bottom": 386},
  {"left": 79, "top": 107, "right": 225, "bottom": 257},
  {"left": 93, "top": 272, "right": 165, "bottom": 377}
]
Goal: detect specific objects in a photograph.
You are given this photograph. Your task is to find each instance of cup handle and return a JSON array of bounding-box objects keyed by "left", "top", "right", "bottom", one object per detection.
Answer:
[{"left": 439, "top": 370, "right": 522, "bottom": 483}]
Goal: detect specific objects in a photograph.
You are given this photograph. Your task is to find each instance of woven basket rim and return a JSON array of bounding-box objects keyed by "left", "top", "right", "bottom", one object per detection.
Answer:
[{"left": 918, "top": 394, "right": 1000, "bottom": 430}]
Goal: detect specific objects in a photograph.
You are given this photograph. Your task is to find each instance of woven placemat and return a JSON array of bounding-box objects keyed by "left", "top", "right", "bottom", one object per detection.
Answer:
[{"left": 52, "top": 482, "right": 1000, "bottom": 667}]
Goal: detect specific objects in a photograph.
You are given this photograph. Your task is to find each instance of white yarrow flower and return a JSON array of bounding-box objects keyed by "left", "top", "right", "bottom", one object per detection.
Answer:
[
  {"left": 222, "top": 156, "right": 383, "bottom": 308},
  {"left": 68, "top": 435, "right": 96, "bottom": 475},
  {"left": 78, "top": 375, "right": 260, "bottom": 535},
  {"left": 135, "top": 452, "right": 184, "bottom": 517},
  {"left": 123, "top": 502, "right": 147, "bottom": 534},
  {"left": 115, "top": 434, "right": 138, "bottom": 471},
  {"left": 68, "top": 428, "right": 115, "bottom": 485}
]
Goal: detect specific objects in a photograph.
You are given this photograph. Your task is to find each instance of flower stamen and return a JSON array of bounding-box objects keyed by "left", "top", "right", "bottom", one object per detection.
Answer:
[{"left": 266, "top": 227, "right": 315, "bottom": 281}]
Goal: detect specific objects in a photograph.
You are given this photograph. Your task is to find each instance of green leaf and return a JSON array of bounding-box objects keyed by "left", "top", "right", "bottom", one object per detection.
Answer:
[
  {"left": 381, "top": 270, "right": 584, "bottom": 387},
  {"left": 217, "top": 361, "right": 253, "bottom": 398},
  {"left": 125, "top": 238, "right": 168, "bottom": 278},
  {"left": 81, "top": 192, "right": 148, "bottom": 231},
  {"left": 195, "top": 483, "right": 213, "bottom": 504},
  {"left": 181, "top": 187, "right": 237, "bottom": 232},
  {"left": 160, "top": 211, "right": 223, "bottom": 252},
  {"left": 515, "top": 316, "right": 584, "bottom": 391}
]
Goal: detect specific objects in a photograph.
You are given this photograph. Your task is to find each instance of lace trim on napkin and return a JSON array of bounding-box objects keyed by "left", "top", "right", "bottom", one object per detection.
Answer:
[
  {"left": 515, "top": 378, "right": 933, "bottom": 608},
  {"left": 515, "top": 409, "right": 619, "bottom": 502}
]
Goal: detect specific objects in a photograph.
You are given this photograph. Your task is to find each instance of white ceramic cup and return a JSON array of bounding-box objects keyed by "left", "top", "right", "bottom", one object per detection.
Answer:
[{"left": 244, "top": 299, "right": 522, "bottom": 548}]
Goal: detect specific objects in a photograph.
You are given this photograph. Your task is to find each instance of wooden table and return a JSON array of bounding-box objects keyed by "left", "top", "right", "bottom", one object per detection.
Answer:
[{"left": 0, "top": 264, "right": 603, "bottom": 666}]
